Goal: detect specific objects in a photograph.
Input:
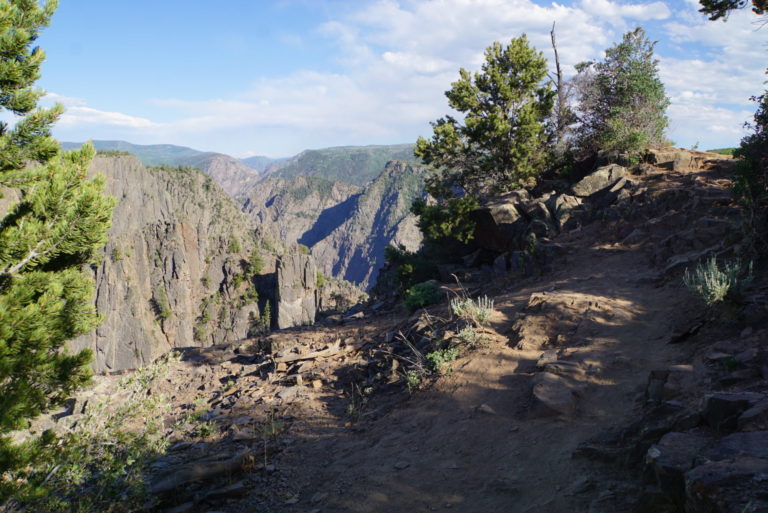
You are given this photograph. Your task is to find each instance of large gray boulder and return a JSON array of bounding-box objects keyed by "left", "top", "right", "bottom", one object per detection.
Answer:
[
  {"left": 470, "top": 193, "right": 529, "bottom": 252},
  {"left": 571, "top": 164, "right": 628, "bottom": 197},
  {"left": 548, "top": 194, "right": 582, "bottom": 231}
]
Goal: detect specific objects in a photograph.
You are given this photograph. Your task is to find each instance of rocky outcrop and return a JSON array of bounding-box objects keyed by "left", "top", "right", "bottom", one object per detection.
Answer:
[
  {"left": 571, "top": 164, "right": 628, "bottom": 197},
  {"left": 275, "top": 252, "right": 318, "bottom": 329},
  {"left": 68, "top": 155, "right": 282, "bottom": 372}
]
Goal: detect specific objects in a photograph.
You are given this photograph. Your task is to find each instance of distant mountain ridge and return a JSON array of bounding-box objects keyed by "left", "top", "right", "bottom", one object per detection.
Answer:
[
  {"left": 63, "top": 139, "right": 424, "bottom": 289},
  {"left": 61, "top": 140, "right": 208, "bottom": 166},
  {"left": 269, "top": 143, "right": 416, "bottom": 186},
  {"left": 61, "top": 140, "right": 280, "bottom": 174}
]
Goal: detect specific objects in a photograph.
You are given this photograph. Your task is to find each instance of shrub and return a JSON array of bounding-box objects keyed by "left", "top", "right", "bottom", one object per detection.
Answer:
[
  {"left": 403, "top": 282, "right": 443, "bottom": 311},
  {"left": 451, "top": 295, "right": 495, "bottom": 325},
  {"left": 411, "top": 196, "right": 478, "bottom": 245},
  {"left": 683, "top": 256, "right": 753, "bottom": 306},
  {"left": 247, "top": 250, "right": 265, "bottom": 275},
  {"left": 154, "top": 288, "right": 172, "bottom": 320},
  {"left": 426, "top": 347, "right": 460, "bottom": 373},
  {"left": 227, "top": 237, "right": 241, "bottom": 254},
  {"left": 3, "top": 353, "right": 179, "bottom": 511}
]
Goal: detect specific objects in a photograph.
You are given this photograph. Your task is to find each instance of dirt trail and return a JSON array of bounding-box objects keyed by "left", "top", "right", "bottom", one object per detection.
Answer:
[{"left": 264, "top": 224, "right": 689, "bottom": 513}]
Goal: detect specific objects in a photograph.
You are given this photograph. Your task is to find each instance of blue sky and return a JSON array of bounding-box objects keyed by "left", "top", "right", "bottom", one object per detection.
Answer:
[{"left": 34, "top": 0, "right": 767, "bottom": 158}]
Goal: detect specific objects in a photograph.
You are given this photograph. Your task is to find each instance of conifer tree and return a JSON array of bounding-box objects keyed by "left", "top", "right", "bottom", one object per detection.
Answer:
[
  {"left": 575, "top": 27, "right": 669, "bottom": 158},
  {"left": 416, "top": 35, "right": 554, "bottom": 198},
  {"left": 0, "top": 0, "right": 114, "bottom": 462},
  {"left": 699, "top": 0, "right": 766, "bottom": 19}
]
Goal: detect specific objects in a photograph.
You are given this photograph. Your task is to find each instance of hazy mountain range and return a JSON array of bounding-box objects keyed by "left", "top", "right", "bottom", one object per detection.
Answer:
[{"left": 63, "top": 140, "right": 424, "bottom": 290}]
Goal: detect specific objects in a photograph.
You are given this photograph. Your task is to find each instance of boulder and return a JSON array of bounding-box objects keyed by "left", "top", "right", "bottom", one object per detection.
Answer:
[
  {"left": 646, "top": 148, "right": 695, "bottom": 171},
  {"left": 702, "top": 431, "right": 768, "bottom": 461},
  {"left": 702, "top": 392, "right": 764, "bottom": 433},
  {"left": 646, "top": 430, "right": 715, "bottom": 508},
  {"left": 548, "top": 194, "right": 582, "bottom": 231},
  {"left": 470, "top": 197, "right": 528, "bottom": 252},
  {"left": 685, "top": 457, "right": 768, "bottom": 513},
  {"left": 738, "top": 399, "right": 768, "bottom": 432},
  {"left": 531, "top": 372, "right": 580, "bottom": 417},
  {"left": 571, "top": 164, "right": 628, "bottom": 197}
]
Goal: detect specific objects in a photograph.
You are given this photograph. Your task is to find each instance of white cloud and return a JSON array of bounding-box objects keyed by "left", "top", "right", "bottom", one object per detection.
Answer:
[
  {"left": 50, "top": 0, "right": 767, "bottom": 155},
  {"left": 58, "top": 106, "right": 158, "bottom": 129},
  {"left": 43, "top": 92, "right": 87, "bottom": 107},
  {"left": 580, "top": 0, "right": 672, "bottom": 23}
]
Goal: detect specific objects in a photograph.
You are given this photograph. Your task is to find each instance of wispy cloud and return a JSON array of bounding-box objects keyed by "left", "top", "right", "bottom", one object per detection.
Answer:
[{"left": 49, "top": 0, "right": 768, "bottom": 155}]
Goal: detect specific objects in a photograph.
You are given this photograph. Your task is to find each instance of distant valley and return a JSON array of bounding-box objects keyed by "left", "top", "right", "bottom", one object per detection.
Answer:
[{"left": 63, "top": 140, "right": 424, "bottom": 290}]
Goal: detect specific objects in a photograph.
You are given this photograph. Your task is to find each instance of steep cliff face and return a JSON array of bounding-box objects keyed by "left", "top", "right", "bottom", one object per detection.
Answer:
[
  {"left": 303, "top": 160, "right": 425, "bottom": 289},
  {"left": 240, "top": 176, "right": 361, "bottom": 244},
  {"left": 68, "top": 155, "right": 317, "bottom": 373},
  {"left": 237, "top": 161, "right": 424, "bottom": 290}
]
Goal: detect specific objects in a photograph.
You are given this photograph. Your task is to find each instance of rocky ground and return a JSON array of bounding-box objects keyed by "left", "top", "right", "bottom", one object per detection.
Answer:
[{"left": 30, "top": 150, "right": 768, "bottom": 513}]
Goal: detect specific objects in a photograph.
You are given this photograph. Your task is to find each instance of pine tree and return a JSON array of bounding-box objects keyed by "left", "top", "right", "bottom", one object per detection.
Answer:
[
  {"left": 575, "top": 27, "right": 669, "bottom": 158},
  {"left": 415, "top": 35, "right": 554, "bottom": 198},
  {"left": 699, "top": 0, "right": 766, "bottom": 20},
  {"left": 0, "top": 0, "right": 114, "bottom": 465}
]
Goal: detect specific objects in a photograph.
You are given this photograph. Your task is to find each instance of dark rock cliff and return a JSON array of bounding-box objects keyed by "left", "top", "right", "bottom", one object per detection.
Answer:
[{"left": 68, "top": 155, "right": 318, "bottom": 372}]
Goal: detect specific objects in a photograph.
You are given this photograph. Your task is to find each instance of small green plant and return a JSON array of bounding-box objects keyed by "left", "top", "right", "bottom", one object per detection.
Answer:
[
  {"left": 227, "top": 237, "right": 241, "bottom": 254},
  {"left": 232, "top": 272, "right": 246, "bottom": 288},
  {"left": 297, "top": 243, "right": 310, "bottom": 255},
  {"left": 404, "top": 369, "right": 424, "bottom": 392},
  {"left": 193, "top": 324, "right": 207, "bottom": 342},
  {"left": 450, "top": 295, "right": 495, "bottom": 325},
  {"left": 456, "top": 326, "right": 479, "bottom": 345},
  {"left": 201, "top": 275, "right": 210, "bottom": 287},
  {"left": 683, "top": 256, "right": 753, "bottom": 306},
  {"left": 154, "top": 288, "right": 172, "bottom": 320},
  {"left": 403, "top": 282, "right": 443, "bottom": 311},
  {"left": 316, "top": 271, "right": 327, "bottom": 289},
  {"left": 110, "top": 246, "right": 122, "bottom": 262},
  {"left": 426, "top": 347, "right": 460, "bottom": 374},
  {"left": 345, "top": 384, "right": 367, "bottom": 422},
  {"left": 194, "top": 419, "right": 217, "bottom": 438},
  {"left": 241, "top": 285, "right": 259, "bottom": 306}
]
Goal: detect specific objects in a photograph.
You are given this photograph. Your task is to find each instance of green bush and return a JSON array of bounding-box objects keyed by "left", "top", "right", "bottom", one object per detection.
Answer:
[
  {"left": 154, "top": 288, "right": 172, "bottom": 320},
  {"left": 384, "top": 244, "right": 455, "bottom": 290},
  {"left": 411, "top": 196, "right": 478, "bottom": 245},
  {"left": 451, "top": 295, "right": 495, "bottom": 325},
  {"left": 426, "top": 347, "right": 460, "bottom": 373},
  {"left": 403, "top": 282, "right": 443, "bottom": 311},
  {"left": 227, "top": 237, "right": 241, "bottom": 254},
  {"left": 683, "top": 256, "right": 753, "bottom": 306}
]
